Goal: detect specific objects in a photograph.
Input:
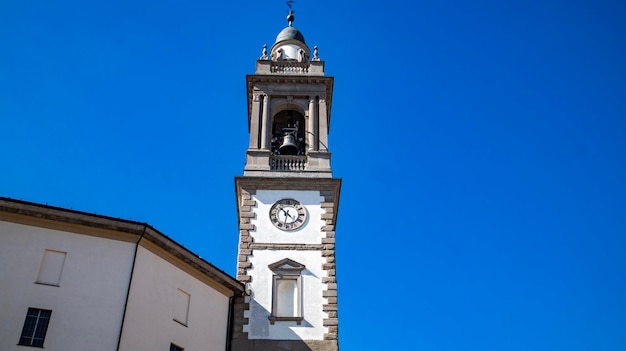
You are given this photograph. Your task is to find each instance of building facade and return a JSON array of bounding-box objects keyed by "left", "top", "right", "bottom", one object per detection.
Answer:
[{"left": 0, "top": 198, "right": 243, "bottom": 351}]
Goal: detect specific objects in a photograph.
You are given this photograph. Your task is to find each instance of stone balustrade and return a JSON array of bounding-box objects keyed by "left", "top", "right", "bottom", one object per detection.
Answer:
[
  {"left": 270, "top": 61, "right": 310, "bottom": 74},
  {"left": 270, "top": 155, "right": 307, "bottom": 171}
]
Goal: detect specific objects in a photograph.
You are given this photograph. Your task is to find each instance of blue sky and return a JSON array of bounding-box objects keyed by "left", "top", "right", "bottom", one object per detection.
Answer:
[{"left": 1, "top": 0, "right": 625, "bottom": 350}]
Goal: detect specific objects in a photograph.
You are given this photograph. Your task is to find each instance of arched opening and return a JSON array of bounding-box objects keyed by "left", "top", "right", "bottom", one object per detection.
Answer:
[{"left": 271, "top": 110, "right": 305, "bottom": 156}]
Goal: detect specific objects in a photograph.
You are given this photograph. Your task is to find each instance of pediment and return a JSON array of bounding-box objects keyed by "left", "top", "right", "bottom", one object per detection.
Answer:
[{"left": 268, "top": 258, "right": 305, "bottom": 272}]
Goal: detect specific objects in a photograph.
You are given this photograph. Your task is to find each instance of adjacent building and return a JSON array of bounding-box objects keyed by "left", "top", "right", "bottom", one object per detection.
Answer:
[{"left": 0, "top": 197, "right": 243, "bottom": 351}]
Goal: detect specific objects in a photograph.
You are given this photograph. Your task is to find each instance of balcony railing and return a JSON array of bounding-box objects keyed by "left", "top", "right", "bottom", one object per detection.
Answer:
[
  {"left": 270, "top": 155, "right": 307, "bottom": 171},
  {"left": 270, "top": 62, "right": 310, "bottom": 74}
]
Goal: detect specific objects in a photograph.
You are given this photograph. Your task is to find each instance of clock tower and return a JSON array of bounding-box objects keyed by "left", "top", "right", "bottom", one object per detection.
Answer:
[{"left": 231, "top": 9, "right": 341, "bottom": 351}]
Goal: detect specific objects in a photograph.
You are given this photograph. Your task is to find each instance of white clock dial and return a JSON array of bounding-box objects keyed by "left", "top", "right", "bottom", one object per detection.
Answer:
[
  {"left": 277, "top": 206, "right": 298, "bottom": 223},
  {"left": 270, "top": 199, "right": 307, "bottom": 231}
]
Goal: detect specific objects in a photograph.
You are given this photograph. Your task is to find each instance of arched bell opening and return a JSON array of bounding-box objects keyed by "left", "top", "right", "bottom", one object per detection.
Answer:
[{"left": 271, "top": 110, "right": 305, "bottom": 156}]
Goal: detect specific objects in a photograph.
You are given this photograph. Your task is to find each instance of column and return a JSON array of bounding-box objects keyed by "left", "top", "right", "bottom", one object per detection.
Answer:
[
  {"left": 260, "top": 95, "right": 271, "bottom": 150},
  {"left": 308, "top": 96, "right": 318, "bottom": 151}
]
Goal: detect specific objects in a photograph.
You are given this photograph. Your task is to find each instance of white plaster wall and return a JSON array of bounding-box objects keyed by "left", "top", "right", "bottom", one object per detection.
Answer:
[
  {"left": 0, "top": 220, "right": 135, "bottom": 351},
  {"left": 276, "top": 44, "right": 303, "bottom": 60},
  {"left": 244, "top": 249, "right": 328, "bottom": 340},
  {"left": 251, "top": 190, "right": 325, "bottom": 244},
  {"left": 119, "top": 246, "right": 230, "bottom": 351}
]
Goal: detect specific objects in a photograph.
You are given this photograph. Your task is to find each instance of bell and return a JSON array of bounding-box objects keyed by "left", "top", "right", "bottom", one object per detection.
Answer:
[{"left": 278, "top": 133, "right": 299, "bottom": 155}]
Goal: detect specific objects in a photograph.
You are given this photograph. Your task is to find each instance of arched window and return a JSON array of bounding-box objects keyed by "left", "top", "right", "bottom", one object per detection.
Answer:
[{"left": 271, "top": 110, "right": 305, "bottom": 156}]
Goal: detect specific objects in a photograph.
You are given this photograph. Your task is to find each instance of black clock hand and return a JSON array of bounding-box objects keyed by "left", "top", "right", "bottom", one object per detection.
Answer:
[
  {"left": 284, "top": 209, "right": 295, "bottom": 220},
  {"left": 279, "top": 207, "right": 292, "bottom": 222}
]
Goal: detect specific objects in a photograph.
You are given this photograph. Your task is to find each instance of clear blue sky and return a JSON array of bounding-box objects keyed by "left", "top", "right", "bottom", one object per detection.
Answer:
[{"left": 1, "top": 1, "right": 625, "bottom": 350}]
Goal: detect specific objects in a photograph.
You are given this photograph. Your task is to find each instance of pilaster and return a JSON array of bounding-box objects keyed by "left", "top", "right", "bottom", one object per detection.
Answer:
[{"left": 317, "top": 98, "right": 329, "bottom": 151}]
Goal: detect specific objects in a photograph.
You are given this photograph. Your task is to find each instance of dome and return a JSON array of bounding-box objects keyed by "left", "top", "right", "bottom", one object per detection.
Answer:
[
  {"left": 275, "top": 26, "right": 306, "bottom": 44},
  {"left": 268, "top": 10, "right": 310, "bottom": 62}
]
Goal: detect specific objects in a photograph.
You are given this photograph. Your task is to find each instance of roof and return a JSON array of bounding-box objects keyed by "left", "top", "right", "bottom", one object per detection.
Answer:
[
  {"left": 0, "top": 196, "right": 244, "bottom": 295},
  {"left": 275, "top": 26, "right": 306, "bottom": 44}
]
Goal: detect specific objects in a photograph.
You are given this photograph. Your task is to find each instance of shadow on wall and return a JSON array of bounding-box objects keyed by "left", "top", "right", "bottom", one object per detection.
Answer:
[
  {"left": 247, "top": 292, "right": 312, "bottom": 338},
  {"left": 230, "top": 294, "right": 337, "bottom": 351}
]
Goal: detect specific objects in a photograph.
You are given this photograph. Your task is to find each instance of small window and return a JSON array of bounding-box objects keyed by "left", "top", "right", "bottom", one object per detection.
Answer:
[
  {"left": 275, "top": 277, "right": 299, "bottom": 317},
  {"left": 268, "top": 258, "right": 305, "bottom": 325},
  {"left": 36, "top": 250, "right": 67, "bottom": 286},
  {"left": 173, "top": 289, "right": 190, "bottom": 326},
  {"left": 170, "top": 343, "right": 184, "bottom": 351},
  {"left": 18, "top": 308, "right": 52, "bottom": 348}
]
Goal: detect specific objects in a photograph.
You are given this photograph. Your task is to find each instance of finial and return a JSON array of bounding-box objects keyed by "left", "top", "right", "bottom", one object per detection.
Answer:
[
  {"left": 286, "top": 0, "right": 295, "bottom": 26},
  {"left": 313, "top": 46, "right": 320, "bottom": 61}
]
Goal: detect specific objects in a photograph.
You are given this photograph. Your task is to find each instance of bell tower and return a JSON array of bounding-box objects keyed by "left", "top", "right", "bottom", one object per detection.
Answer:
[
  {"left": 243, "top": 9, "right": 332, "bottom": 178},
  {"left": 231, "top": 8, "right": 341, "bottom": 351}
]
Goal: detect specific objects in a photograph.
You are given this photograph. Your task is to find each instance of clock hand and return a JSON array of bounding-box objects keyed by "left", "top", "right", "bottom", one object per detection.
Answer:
[
  {"left": 279, "top": 207, "right": 291, "bottom": 222},
  {"left": 284, "top": 209, "right": 295, "bottom": 220}
]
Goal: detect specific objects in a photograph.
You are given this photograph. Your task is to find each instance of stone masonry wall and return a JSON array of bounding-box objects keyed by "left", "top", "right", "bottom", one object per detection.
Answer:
[{"left": 231, "top": 178, "right": 340, "bottom": 351}]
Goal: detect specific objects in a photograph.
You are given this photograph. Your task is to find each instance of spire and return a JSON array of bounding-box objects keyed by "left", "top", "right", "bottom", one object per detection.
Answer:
[
  {"left": 287, "top": 9, "right": 295, "bottom": 27},
  {"left": 269, "top": 1, "right": 308, "bottom": 62},
  {"left": 286, "top": 0, "right": 295, "bottom": 27}
]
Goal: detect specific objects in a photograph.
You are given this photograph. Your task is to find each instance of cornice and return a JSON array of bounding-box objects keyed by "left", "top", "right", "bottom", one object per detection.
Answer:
[
  {"left": 0, "top": 197, "right": 146, "bottom": 236},
  {"left": 247, "top": 74, "right": 333, "bottom": 86},
  {"left": 235, "top": 176, "right": 341, "bottom": 191}
]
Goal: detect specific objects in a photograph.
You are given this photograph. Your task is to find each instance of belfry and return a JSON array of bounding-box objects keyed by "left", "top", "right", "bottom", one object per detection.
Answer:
[{"left": 231, "top": 8, "right": 341, "bottom": 351}]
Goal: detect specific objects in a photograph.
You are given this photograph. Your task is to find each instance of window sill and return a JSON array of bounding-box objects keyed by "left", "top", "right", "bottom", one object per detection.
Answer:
[
  {"left": 268, "top": 316, "right": 303, "bottom": 325},
  {"left": 34, "top": 282, "right": 60, "bottom": 287},
  {"left": 17, "top": 343, "right": 44, "bottom": 348},
  {"left": 173, "top": 319, "right": 188, "bottom": 327}
]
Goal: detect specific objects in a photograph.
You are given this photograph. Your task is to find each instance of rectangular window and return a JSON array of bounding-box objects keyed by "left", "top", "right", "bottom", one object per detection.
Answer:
[
  {"left": 275, "top": 277, "right": 299, "bottom": 317},
  {"left": 170, "top": 343, "right": 184, "bottom": 351},
  {"left": 267, "top": 258, "right": 305, "bottom": 325},
  {"left": 18, "top": 308, "right": 52, "bottom": 348},
  {"left": 269, "top": 276, "right": 303, "bottom": 324},
  {"left": 36, "top": 250, "right": 67, "bottom": 286},
  {"left": 173, "top": 289, "right": 190, "bottom": 326}
]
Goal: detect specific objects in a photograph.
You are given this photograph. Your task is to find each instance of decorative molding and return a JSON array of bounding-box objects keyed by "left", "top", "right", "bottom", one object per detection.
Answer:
[
  {"left": 250, "top": 243, "right": 323, "bottom": 250},
  {"left": 268, "top": 258, "right": 306, "bottom": 273},
  {"left": 268, "top": 316, "right": 303, "bottom": 325}
]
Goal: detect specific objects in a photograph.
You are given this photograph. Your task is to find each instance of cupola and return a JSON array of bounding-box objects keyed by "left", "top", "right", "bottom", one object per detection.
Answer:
[{"left": 270, "top": 10, "right": 310, "bottom": 62}]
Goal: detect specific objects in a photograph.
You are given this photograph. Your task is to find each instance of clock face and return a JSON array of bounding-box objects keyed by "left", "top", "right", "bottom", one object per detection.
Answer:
[{"left": 270, "top": 199, "right": 307, "bottom": 231}]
